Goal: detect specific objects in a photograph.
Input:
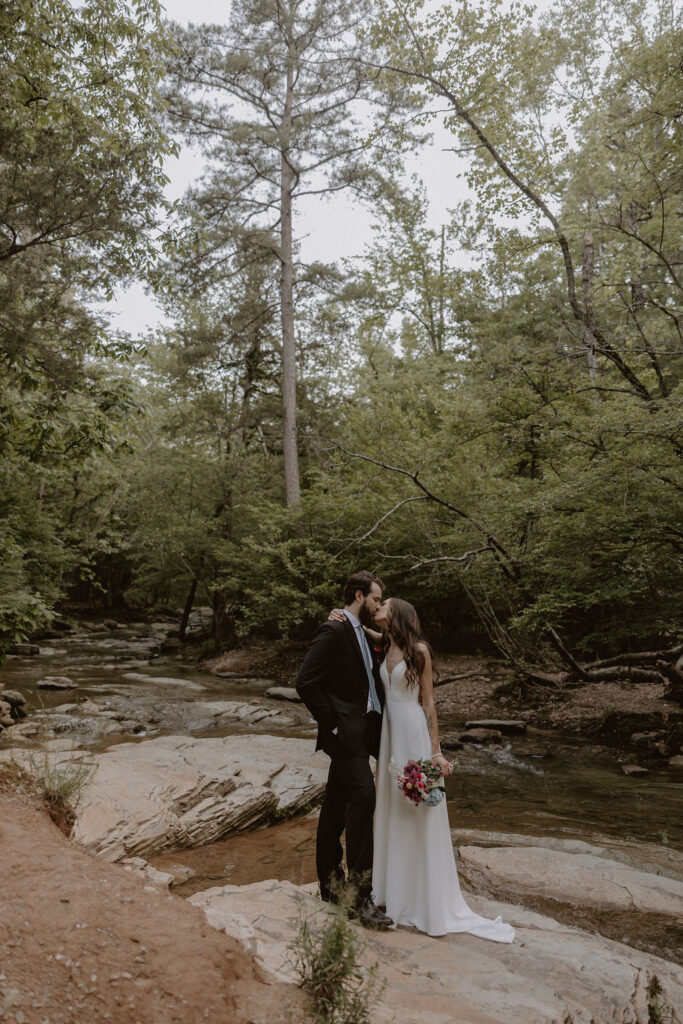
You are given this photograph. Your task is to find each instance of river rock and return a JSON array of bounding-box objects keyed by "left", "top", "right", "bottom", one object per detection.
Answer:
[
  {"left": 152, "top": 699, "right": 299, "bottom": 734},
  {"left": 631, "top": 730, "right": 665, "bottom": 745},
  {"left": 7, "top": 643, "right": 40, "bottom": 655},
  {"left": 440, "top": 734, "right": 464, "bottom": 751},
  {"left": 621, "top": 763, "right": 649, "bottom": 775},
  {"left": 458, "top": 728, "right": 503, "bottom": 745},
  {"left": 457, "top": 845, "right": 683, "bottom": 919},
  {"left": 0, "top": 690, "right": 27, "bottom": 712},
  {"left": 10, "top": 733, "right": 328, "bottom": 861},
  {"left": 464, "top": 719, "right": 527, "bottom": 735},
  {"left": 36, "top": 676, "right": 77, "bottom": 690},
  {"left": 5, "top": 721, "right": 41, "bottom": 738},
  {"left": 0, "top": 691, "right": 27, "bottom": 723},
  {"left": 161, "top": 863, "right": 196, "bottom": 885},
  {"left": 121, "top": 856, "right": 174, "bottom": 888},
  {"left": 0, "top": 700, "right": 14, "bottom": 727},
  {"left": 668, "top": 755, "right": 683, "bottom": 768},
  {"left": 265, "top": 687, "right": 301, "bottom": 702},
  {"left": 190, "top": 878, "right": 683, "bottom": 1024}
]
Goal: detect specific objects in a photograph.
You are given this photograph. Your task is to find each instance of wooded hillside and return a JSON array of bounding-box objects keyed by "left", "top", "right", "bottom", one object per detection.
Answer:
[{"left": 1, "top": 0, "right": 681, "bottom": 678}]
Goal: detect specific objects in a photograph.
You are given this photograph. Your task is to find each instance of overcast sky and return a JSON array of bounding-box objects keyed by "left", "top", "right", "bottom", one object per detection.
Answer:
[{"left": 106, "top": 0, "right": 548, "bottom": 335}]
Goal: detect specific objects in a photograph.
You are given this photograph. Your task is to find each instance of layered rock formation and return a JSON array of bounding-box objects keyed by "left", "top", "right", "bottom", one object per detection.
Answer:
[
  {"left": 1, "top": 734, "right": 327, "bottom": 862},
  {"left": 190, "top": 878, "right": 683, "bottom": 1024}
]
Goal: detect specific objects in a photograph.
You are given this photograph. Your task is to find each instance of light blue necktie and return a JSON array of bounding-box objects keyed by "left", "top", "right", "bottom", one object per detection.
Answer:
[{"left": 355, "top": 624, "right": 381, "bottom": 713}]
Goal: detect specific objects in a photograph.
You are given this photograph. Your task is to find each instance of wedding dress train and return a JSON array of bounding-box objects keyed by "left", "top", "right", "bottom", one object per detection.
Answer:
[{"left": 372, "top": 658, "right": 515, "bottom": 941}]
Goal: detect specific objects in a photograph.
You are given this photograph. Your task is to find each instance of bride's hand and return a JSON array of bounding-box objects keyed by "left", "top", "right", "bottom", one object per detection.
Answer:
[
  {"left": 432, "top": 753, "right": 452, "bottom": 778},
  {"left": 362, "top": 625, "right": 382, "bottom": 643},
  {"left": 328, "top": 608, "right": 346, "bottom": 622}
]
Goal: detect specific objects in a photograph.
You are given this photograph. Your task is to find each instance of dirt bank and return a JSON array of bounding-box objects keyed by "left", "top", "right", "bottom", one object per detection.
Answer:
[{"left": 0, "top": 769, "right": 307, "bottom": 1024}]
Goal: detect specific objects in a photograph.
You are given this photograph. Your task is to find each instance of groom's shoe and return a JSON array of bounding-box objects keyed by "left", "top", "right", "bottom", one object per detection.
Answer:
[{"left": 359, "top": 898, "right": 393, "bottom": 931}]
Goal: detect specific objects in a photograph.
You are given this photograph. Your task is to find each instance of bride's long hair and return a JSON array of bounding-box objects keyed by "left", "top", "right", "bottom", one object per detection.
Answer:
[{"left": 383, "top": 598, "right": 437, "bottom": 689}]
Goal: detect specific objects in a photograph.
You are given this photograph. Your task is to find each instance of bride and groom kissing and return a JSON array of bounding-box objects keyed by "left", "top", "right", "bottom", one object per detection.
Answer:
[{"left": 296, "top": 570, "right": 514, "bottom": 941}]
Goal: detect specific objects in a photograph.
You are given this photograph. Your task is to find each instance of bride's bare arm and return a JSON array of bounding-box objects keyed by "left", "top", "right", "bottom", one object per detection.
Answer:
[
  {"left": 362, "top": 625, "right": 382, "bottom": 644},
  {"left": 418, "top": 645, "right": 452, "bottom": 777}
]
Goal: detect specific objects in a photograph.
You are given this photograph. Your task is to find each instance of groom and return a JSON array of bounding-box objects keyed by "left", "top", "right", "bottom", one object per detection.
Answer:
[{"left": 296, "top": 570, "right": 393, "bottom": 929}]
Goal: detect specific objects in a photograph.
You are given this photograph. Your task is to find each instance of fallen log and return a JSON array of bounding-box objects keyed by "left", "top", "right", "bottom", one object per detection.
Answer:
[
  {"left": 434, "top": 670, "right": 487, "bottom": 687},
  {"left": 583, "top": 666, "right": 662, "bottom": 684},
  {"left": 583, "top": 644, "right": 682, "bottom": 672},
  {"left": 519, "top": 668, "right": 562, "bottom": 688}
]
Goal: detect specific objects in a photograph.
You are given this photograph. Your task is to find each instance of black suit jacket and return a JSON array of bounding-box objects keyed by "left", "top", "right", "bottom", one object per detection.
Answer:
[{"left": 296, "top": 618, "right": 385, "bottom": 759}]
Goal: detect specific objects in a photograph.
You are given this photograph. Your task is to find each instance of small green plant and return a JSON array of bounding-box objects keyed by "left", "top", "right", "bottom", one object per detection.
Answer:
[
  {"left": 648, "top": 974, "right": 674, "bottom": 1024},
  {"left": 289, "top": 900, "right": 385, "bottom": 1024}
]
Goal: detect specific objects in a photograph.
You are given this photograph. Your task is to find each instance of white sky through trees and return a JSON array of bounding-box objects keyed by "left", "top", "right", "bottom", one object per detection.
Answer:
[{"left": 108, "top": 0, "right": 553, "bottom": 335}]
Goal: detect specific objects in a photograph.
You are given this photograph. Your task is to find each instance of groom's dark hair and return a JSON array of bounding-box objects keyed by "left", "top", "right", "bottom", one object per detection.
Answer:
[{"left": 343, "top": 570, "right": 384, "bottom": 605}]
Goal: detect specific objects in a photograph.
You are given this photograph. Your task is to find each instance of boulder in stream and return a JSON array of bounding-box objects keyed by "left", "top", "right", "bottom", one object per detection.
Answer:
[
  {"left": 621, "top": 763, "right": 649, "bottom": 776},
  {"left": 440, "top": 734, "right": 464, "bottom": 751},
  {"left": 0, "top": 690, "right": 27, "bottom": 714},
  {"left": 36, "top": 676, "right": 77, "bottom": 690},
  {"left": 458, "top": 728, "right": 503, "bottom": 745},
  {"left": 265, "top": 687, "right": 301, "bottom": 702},
  {"left": 464, "top": 719, "right": 527, "bottom": 734}
]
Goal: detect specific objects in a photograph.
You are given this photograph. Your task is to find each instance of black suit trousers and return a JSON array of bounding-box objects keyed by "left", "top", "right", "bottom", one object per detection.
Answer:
[{"left": 316, "top": 714, "right": 378, "bottom": 901}]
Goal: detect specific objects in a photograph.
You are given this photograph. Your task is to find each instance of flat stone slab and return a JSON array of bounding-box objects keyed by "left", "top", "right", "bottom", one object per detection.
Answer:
[
  {"left": 190, "top": 878, "right": 683, "bottom": 1024},
  {"left": 458, "top": 728, "right": 503, "bottom": 744},
  {"left": 2, "top": 735, "right": 328, "bottom": 863},
  {"left": 464, "top": 719, "right": 527, "bottom": 734},
  {"left": 36, "top": 676, "right": 77, "bottom": 690},
  {"left": 265, "top": 687, "right": 301, "bottom": 702},
  {"left": 7, "top": 643, "right": 40, "bottom": 656},
  {"left": 622, "top": 763, "right": 649, "bottom": 775},
  {"left": 441, "top": 734, "right": 464, "bottom": 751},
  {"left": 14, "top": 696, "right": 301, "bottom": 743},
  {"left": 451, "top": 829, "right": 683, "bottom": 882},
  {"left": 457, "top": 845, "right": 683, "bottom": 918}
]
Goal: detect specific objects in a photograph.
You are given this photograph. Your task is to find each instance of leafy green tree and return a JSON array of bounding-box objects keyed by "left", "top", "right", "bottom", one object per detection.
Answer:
[{"left": 0, "top": 0, "right": 173, "bottom": 651}]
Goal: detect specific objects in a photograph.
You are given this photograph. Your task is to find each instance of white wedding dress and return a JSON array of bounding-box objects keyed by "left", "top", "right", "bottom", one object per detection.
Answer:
[{"left": 372, "top": 658, "right": 515, "bottom": 941}]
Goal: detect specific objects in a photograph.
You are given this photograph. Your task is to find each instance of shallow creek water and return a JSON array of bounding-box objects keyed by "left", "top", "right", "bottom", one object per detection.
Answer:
[{"left": 3, "top": 625, "right": 683, "bottom": 959}]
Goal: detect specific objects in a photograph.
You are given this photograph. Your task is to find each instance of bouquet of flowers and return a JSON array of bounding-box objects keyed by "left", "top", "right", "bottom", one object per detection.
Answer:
[{"left": 388, "top": 757, "right": 458, "bottom": 807}]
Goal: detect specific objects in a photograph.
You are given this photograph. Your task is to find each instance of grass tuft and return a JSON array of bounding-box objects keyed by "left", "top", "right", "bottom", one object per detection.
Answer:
[
  {"left": 289, "top": 896, "right": 385, "bottom": 1024},
  {"left": 28, "top": 748, "right": 95, "bottom": 834},
  {"left": 648, "top": 974, "right": 674, "bottom": 1024}
]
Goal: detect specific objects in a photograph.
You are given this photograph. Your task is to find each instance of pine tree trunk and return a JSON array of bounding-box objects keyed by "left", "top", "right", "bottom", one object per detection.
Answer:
[
  {"left": 582, "top": 232, "right": 598, "bottom": 384},
  {"left": 279, "top": 48, "right": 300, "bottom": 507},
  {"left": 179, "top": 575, "right": 198, "bottom": 642}
]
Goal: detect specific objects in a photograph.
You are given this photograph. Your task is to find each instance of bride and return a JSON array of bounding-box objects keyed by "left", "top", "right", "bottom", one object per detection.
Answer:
[{"left": 365, "top": 597, "right": 514, "bottom": 941}]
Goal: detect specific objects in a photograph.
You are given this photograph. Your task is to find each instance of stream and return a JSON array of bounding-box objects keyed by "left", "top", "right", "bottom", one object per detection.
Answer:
[{"left": 2, "top": 622, "right": 682, "bottom": 961}]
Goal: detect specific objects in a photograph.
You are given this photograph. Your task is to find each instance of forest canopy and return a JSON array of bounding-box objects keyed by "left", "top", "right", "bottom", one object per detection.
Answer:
[{"left": 1, "top": 0, "right": 681, "bottom": 670}]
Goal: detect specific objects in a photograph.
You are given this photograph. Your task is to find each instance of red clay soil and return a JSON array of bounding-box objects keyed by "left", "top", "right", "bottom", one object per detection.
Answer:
[{"left": 0, "top": 780, "right": 308, "bottom": 1024}]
